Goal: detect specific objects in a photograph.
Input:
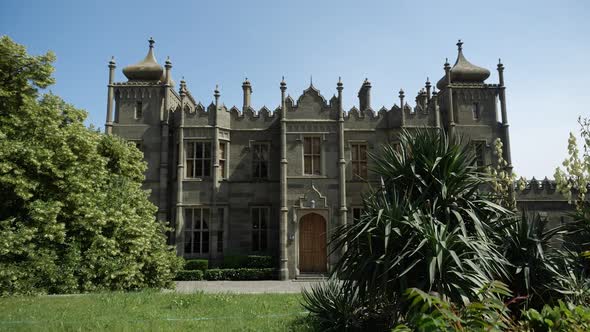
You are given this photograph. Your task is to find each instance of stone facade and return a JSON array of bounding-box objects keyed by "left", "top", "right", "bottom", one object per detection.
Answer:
[{"left": 105, "top": 39, "right": 580, "bottom": 280}]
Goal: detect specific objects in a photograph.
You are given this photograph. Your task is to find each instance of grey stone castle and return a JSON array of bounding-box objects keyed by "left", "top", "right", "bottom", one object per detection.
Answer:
[{"left": 105, "top": 38, "right": 576, "bottom": 279}]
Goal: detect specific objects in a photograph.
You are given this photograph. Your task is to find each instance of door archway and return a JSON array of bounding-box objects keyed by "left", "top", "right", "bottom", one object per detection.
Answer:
[{"left": 299, "top": 213, "right": 327, "bottom": 273}]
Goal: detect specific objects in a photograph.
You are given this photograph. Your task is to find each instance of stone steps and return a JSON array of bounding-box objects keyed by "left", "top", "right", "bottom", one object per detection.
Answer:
[{"left": 294, "top": 274, "right": 328, "bottom": 282}]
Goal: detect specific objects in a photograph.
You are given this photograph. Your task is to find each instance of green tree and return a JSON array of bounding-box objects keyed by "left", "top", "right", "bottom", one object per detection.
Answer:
[{"left": 0, "top": 35, "right": 181, "bottom": 295}]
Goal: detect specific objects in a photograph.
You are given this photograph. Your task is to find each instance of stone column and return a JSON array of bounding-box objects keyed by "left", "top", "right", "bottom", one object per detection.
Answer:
[
  {"left": 105, "top": 57, "right": 116, "bottom": 135},
  {"left": 212, "top": 86, "right": 220, "bottom": 256},
  {"left": 279, "top": 77, "right": 289, "bottom": 280},
  {"left": 175, "top": 80, "right": 187, "bottom": 254},
  {"left": 433, "top": 89, "right": 441, "bottom": 128},
  {"left": 444, "top": 59, "right": 455, "bottom": 136},
  {"left": 337, "top": 78, "right": 347, "bottom": 256},
  {"left": 497, "top": 60, "right": 512, "bottom": 169},
  {"left": 399, "top": 89, "right": 405, "bottom": 127}
]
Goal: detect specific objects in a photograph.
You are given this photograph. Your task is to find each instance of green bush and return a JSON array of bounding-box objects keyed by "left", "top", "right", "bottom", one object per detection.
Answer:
[
  {"left": 302, "top": 279, "right": 393, "bottom": 331},
  {"left": 521, "top": 301, "right": 590, "bottom": 331},
  {"left": 174, "top": 270, "right": 204, "bottom": 281},
  {"left": 184, "top": 259, "right": 208, "bottom": 271},
  {"left": 222, "top": 255, "right": 274, "bottom": 269},
  {"left": 204, "top": 268, "right": 275, "bottom": 281},
  {"left": 393, "top": 281, "right": 516, "bottom": 332},
  {"left": 245, "top": 255, "right": 274, "bottom": 268}
]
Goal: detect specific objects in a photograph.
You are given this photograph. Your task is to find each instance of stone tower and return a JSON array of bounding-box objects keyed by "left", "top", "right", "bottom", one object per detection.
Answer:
[
  {"left": 105, "top": 38, "right": 177, "bottom": 224},
  {"left": 436, "top": 40, "right": 511, "bottom": 168}
]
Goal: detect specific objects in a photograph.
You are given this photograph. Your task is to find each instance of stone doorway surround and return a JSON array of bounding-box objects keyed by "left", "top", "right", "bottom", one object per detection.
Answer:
[{"left": 291, "top": 184, "right": 330, "bottom": 278}]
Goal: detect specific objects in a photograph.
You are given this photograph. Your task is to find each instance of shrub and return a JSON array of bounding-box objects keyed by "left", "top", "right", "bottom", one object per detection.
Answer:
[
  {"left": 245, "top": 255, "right": 273, "bottom": 268},
  {"left": 204, "top": 268, "right": 275, "bottom": 281},
  {"left": 302, "top": 279, "right": 395, "bottom": 331},
  {"left": 222, "top": 255, "right": 274, "bottom": 269},
  {"left": 174, "top": 270, "right": 204, "bottom": 281},
  {"left": 184, "top": 259, "right": 208, "bottom": 271},
  {"left": 521, "top": 301, "right": 590, "bottom": 331},
  {"left": 393, "top": 281, "right": 516, "bottom": 332}
]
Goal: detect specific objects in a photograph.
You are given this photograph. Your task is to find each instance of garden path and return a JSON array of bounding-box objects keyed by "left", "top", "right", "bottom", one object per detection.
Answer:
[{"left": 173, "top": 281, "right": 322, "bottom": 294}]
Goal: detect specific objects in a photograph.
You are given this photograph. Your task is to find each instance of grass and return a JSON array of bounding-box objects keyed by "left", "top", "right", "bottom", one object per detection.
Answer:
[{"left": 0, "top": 291, "right": 313, "bottom": 331}]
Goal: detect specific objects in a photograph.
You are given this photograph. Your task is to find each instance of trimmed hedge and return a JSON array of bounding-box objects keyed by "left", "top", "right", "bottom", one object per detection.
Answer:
[
  {"left": 245, "top": 255, "right": 273, "bottom": 268},
  {"left": 184, "top": 259, "right": 208, "bottom": 271},
  {"left": 204, "top": 268, "right": 275, "bottom": 281},
  {"left": 222, "top": 255, "right": 274, "bottom": 269},
  {"left": 174, "top": 270, "right": 204, "bottom": 281}
]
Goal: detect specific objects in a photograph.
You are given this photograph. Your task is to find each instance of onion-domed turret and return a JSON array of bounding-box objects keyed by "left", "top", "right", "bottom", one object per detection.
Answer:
[
  {"left": 437, "top": 40, "right": 491, "bottom": 89},
  {"left": 122, "top": 37, "right": 164, "bottom": 82}
]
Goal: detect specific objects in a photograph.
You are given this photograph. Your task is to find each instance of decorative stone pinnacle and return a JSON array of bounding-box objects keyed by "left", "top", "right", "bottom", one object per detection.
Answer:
[
  {"left": 497, "top": 58, "right": 504, "bottom": 70},
  {"left": 425, "top": 77, "right": 431, "bottom": 86},
  {"left": 399, "top": 88, "right": 404, "bottom": 97},
  {"left": 109, "top": 56, "right": 116, "bottom": 67},
  {"left": 280, "top": 76, "right": 287, "bottom": 90},
  {"left": 149, "top": 37, "right": 155, "bottom": 48},
  {"left": 337, "top": 77, "right": 343, "bottom": 90},
  {"left": 444, "top": 58, "right": 450, "bottom": 68},
  {"left": 457, "top": 39, "right": 463, "bottom": 51}
]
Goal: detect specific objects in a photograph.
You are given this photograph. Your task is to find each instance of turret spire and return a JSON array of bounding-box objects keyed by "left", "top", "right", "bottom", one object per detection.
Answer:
[
  {"left": 437, "top": 40, "right": 491, "bottom": 89},
  {"left": 122, "top": 37, "right": 163, "bottom": 81}
]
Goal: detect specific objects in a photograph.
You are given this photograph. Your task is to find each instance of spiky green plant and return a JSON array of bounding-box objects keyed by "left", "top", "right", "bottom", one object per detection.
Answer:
[
  {"left": 499, "top": 211, "right": 569, "bottom": 308},
  {"left": 303, "top": 129, "right": 514, "bottom": 329}
]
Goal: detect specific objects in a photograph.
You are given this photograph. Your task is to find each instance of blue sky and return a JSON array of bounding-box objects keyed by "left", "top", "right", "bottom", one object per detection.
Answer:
[{"left": 1, "top": 0, "right": 589, "bottom": 178}]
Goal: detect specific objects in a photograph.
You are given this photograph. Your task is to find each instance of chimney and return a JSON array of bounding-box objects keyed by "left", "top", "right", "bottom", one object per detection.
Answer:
[
  {"left": 358, "top": 78, "right": 371, "bottom": 111},
  {"left": 242, "top": 78, "right": 252, "bottom": 111}
]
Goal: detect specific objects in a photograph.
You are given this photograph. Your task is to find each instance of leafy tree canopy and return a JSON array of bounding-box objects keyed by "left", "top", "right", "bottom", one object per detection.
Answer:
[{"left": 0, "top": 35, "right": 181, "bottom": 295}]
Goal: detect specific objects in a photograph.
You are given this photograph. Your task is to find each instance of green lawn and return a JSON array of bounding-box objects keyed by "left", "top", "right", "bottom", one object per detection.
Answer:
[{"left": 0, "top": 291, "right": 313, "bottom": 331}]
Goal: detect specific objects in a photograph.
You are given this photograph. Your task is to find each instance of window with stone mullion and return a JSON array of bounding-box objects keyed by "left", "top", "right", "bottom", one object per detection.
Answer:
[
  {"left": 186, "top": 142, "right": 211, "bottom": 178},
  {"left": 304, "top": 137, "right": 321, "bottom": 175},
  {"left": 184, "top": 208, "right": 210, "bottom": 255},
  {"left": 252, "top": 207, "right": 268, "bottom": 251},
  {"left": 252, "top": 143, "right": 269, "bottom": 179},
  {"left": 351, "top": 143, "right": 368, "bottom": 180}
]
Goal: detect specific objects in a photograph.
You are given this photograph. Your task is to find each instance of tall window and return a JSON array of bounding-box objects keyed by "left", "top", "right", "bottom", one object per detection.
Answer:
[
  {"left": 304, "top": 137, "right": 321, "bottom": 175},
  {"left": 472, "top": 103, "right": 481, "bottom": 121},
  {"left": 351, "top": 143, "right": 368, "bottom": 180},
  {"left": 473, "top": 141, "right": 486, "bottom": 167},
  {"left": 252, "top": 143, "right": 269, "bottom": 179},
  {"left": 252, "top": 207, "right": 269, "bottom": 251},
  {"left": 135, "top": 101, "right": 143, "bottom": 119},
  {"left": 219, "top": 142, "right": 227, "bottom": 179},
  {"left": 186, "top": 142, "right": 211, "bottom": 178},
  {"left": 184, "top": 208, "right": 210, "bottom": 255},
  {"left": 217, "top": 208, "right": 224, "bottom": 253}
]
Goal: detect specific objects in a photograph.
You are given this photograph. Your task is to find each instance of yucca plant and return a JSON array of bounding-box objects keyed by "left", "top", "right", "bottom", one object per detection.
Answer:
[
  {"left": 500, "top": 211, "right": 568, "bottom": 309},
  {"left": 305, "top": 129, "right": 514, "bottom": 330}
]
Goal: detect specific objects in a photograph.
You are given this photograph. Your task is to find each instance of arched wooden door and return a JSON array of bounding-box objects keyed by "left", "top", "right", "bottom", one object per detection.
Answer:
[{"left": 299, "top": 213, "right": 327, "bottom": 273}]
